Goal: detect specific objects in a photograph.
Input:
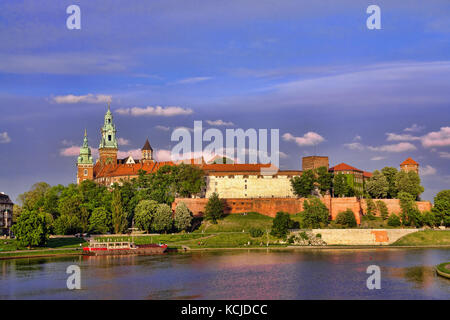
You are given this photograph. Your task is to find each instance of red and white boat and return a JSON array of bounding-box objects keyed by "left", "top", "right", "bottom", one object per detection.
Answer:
[{"left": 83, "top": 240, "right": 168, "bottom": 256}]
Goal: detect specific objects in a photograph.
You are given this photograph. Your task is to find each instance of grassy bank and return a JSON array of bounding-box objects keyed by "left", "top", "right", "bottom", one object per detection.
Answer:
[
  {"left": 436, "top": 262, "right": 450, "bottom": 279},
  {"left": 0, "top": 237, "right": 87, "bottom": 259},
  {"left": 392, "top": 230, "right": 450, "bottom": 246}
]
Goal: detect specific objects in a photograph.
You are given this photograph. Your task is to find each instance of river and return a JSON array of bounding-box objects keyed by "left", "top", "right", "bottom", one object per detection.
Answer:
[{"left": 0, "top": 248, "right": 449, "bottom": 299}]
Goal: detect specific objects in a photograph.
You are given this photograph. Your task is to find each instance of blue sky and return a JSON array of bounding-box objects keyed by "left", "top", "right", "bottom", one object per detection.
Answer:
[{"left": 0, "top": 0, "right": 449, "bottom": 201}]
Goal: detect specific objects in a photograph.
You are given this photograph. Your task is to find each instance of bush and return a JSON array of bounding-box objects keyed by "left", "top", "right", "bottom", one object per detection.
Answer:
[
  {"left": 316, "top": 233, "right": 322, "bottom": 238},
  {"left": 54, "top": 214, "right": 82, "bottom": 235},
  {"left": 365, "top": 198, "right": 377, "bottom": 220},
  {"left": 387, "top": 214, "right": 401, "bottom": 227},
  {"left": 249, "top": 228, "right": 264, "bottom": 238},
  {"left": 335, "top": 209, "right": 357, "bottom": 228},
  {"left": 299, "top": 231, "right": 308, "bottom": 240}
]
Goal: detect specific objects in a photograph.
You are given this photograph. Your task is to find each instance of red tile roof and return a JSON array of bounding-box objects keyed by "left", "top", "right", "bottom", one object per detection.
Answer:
[
  {"left": 329, "top": 163, "right": 363, "bottom": 173},
  {"left": 400, "top": 157, "right": 418, "bottom": 166},
  {"left": 363, "top": 171, "right": 372, "bottom": 178}
]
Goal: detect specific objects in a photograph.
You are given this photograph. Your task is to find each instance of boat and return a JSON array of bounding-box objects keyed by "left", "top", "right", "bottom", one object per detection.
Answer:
[{"left": 82, "top": 240, "right": 168, "bottom": 256}]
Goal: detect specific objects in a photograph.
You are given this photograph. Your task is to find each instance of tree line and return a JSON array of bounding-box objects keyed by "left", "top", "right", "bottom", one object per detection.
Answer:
[{"left": 291, "top": 166, "right": 424, "bottom": 200}]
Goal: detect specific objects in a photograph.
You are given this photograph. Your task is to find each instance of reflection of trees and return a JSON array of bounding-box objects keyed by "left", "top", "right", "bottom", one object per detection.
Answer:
[{"left": 391, "top": 266, "right": 435, "bottom": 289}]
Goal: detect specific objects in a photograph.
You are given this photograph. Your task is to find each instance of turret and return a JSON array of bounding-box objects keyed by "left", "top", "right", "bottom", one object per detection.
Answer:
[
  {"left": 400, "top": 157, "right": 419, "bottom": 175},
  {"left": 98, "top": 102, "right": 118, "bottom": 166},
  {"left": 77, "top": 129, "right": 94, "bottom": 184},
  {"left": 141, "top": 138, "right": 154, "bottom": 164}
]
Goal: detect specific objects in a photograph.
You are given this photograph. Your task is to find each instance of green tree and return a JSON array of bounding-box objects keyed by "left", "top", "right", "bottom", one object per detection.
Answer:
[
  {"left": 376, "top": 200, "right": 389, "bottom": 220},
  {"left": 302, "top": 198, "right": 330, "bottom": 228},
  {"left": 432, "top": 190, "right": 450, "bottom": 226},
  {"left": 365, "top": 197, "right": 377, "bottom": 220},
  {"left": 395, "top": 171, "right": 424, "bottom": 200},
  {"left": 270, "top": 212, "right": 295, "bottom": 238},
  {"left": 174, "top": 164, "right": 206, "bottom": 197},
  {"left": 381, "top": 167, "right": 399, "bottom": 198},
  {"left": 335, "top": 209, "right": 357, "bottom": 228},
  {"left": 333, "top": 173, "right": 349, "bottom": 197},
  {"left": 89, "top": 207, "right": 111, "bottom": 234},
  {"left": 12, "top": 210, "right": 50, "bottom": 247},
  {"left": 174, "top": 202, "right": 193, "bottom": 232},
  {"left": 54, "top": 214, "right": 82, "bottom": 235},
  {"left": 398, "top": 191, "right": 422, "bottom": 227},
  {"left": 111, "top": 189, "right": 128, "bottom": 234},
  {"left": 316, "top": 166, "right": 332, "bottom": 196},
  {"left": 365, "top": 170, "right": 389, "bottom": 199},
  {"left": 291, "top": 170, "right": 315, "bottom": 197},
  {"left": 134, "top": 200, "right": 159, "bottom": 233},
  {"left": 153, "top": 204, "right": 173, "bottom": 233},
  {"left": 17, "top": 182, "right": 51, "bottom": 211},
  {"left": 204, "top": 192, "right": 224, "bottom": 224}
]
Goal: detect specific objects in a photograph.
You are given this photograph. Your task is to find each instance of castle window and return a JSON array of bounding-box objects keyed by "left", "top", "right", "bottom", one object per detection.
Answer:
[
  {"left": 84, "top": 169, "right": 88, "bottom": 176},
  {"left": 108, "top": 135, "right": 112, "bottom": 141}
]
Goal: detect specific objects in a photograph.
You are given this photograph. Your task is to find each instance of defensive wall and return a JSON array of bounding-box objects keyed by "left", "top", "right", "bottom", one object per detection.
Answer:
[
  {"left": 172, "top": 197, "right": 432, "bottom": 225},
  {"left": 309, "top": 229, "right": 420, "bottom": 245}
]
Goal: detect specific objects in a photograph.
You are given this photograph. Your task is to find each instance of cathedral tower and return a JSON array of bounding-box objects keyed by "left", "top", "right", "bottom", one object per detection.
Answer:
[
  {"left": 98, "top": 103, "right": 118, "bottom": 166},
  {"left": 77, "top": 129, "right": 94, "bottom": 184},
  {"left": 141, "top": 138, "right": 154, "bottom": 164}
]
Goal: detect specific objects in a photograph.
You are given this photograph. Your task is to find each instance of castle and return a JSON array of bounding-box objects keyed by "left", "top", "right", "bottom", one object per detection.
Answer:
[{"left": 77, "top": 105, "right": 419, "bottom": 199}]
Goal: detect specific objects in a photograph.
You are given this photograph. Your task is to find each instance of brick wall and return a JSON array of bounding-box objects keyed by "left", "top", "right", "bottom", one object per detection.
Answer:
[{"left": 173, "top": 197, "right": 432, "bottom": 225}]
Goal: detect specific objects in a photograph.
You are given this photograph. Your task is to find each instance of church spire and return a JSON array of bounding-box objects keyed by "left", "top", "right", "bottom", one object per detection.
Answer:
[
  {"left": 98, "top": 103, "right": 118, "bottom": 166},
  {"left": 78, "top": 129, "right": 93, "bottom": 165}
]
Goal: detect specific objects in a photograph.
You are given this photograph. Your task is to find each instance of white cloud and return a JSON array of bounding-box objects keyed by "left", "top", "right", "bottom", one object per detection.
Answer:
[
  {"left": 117, "top": 149, "right": 142, "bottom": 159},
  {"left": 0, "top": 132, "right": 11, "bottom": 144},
  {"left": 371, "top": 156, "right": 386, "bottom": 161},
  {"left": 117, "top": 137, "right": 130, "bottom": 146},
  {"left": 404, "top": 124, "right": 425, "bottom": 133},
  {"left": 59, "top": 145, "right": 99, "bottom": 157},
  {"left": 155, "top": 149, "right": 173, "bottom": 161},
  {"left": 438, "top": 151, "right": 450, "bottom": 159},
  {"left": 206, "top": 119, "right": 234, "bottom": 126},
  {"left": 421, "top": 165, "right": 437, "bottom": 176},
  {"left": 421, "top": 127, "right": 450, "bottom": 148},
  {"left": 116, "top": 106, "right": 193, "bottom": 117},
  {"left": 386, "top": 133, "right": 421, "bottom": 142},
  {"left": 282, "top": 132, "right": 325, "bottom": 146},
  {"left": 344, "top": 142, "right": 364, "bottom": 151},
  {"left": 155, "top": 125, "right": 171, "bottom": 131},
  {"left": 172, "top": 77, "right": 212, "bottom": 85},
  {"left": 353, "top": 135, "right": 362, "bottom": 141},
  {"left": 367, "top": 142, "right": 417, "bottom": 153},
  {"left": 52, "top": 94, "right": 112, "bottom": 104}
]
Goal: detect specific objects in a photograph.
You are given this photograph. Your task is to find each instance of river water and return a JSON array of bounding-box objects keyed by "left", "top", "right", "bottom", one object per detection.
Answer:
[{"left": 0, "top": 248, "right": 449, "bottom": 299}]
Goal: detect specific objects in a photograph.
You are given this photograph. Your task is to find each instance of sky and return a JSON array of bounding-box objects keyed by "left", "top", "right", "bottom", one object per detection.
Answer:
[{"left": 0, "top": 0, "right": 449, "bottom": 202}]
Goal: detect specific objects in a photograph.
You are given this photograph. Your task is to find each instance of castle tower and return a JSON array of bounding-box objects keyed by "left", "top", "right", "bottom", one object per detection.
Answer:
[
  {"left": 98, "top": 103, "right": 118, "bottom": 166},
  {"left": 77, "top": 129, "right": 94, "bottom": 184},
  {"left": 400, "top": 157, "right": 419, "bottom": 174},
  {"left": 141, "top": 138, "right": 154, "bottom": 164}
]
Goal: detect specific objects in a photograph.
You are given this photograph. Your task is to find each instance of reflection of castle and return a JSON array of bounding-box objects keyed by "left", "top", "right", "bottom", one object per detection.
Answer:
[{"left": 76, "top": 105, "right": 419, "bottom": 199}]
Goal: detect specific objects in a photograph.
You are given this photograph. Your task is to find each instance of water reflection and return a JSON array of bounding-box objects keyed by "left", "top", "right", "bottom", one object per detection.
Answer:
[{"left": 0, "top": 249, "right": 449, "bottom": 299}]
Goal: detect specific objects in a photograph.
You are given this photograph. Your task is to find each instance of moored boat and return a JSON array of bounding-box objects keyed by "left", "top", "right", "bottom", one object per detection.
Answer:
[{"left": 83, "top": 240, "right": 168, "bottom": 256}]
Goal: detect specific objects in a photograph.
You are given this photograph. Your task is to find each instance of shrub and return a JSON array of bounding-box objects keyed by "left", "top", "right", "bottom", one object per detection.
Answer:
[
  {"left": 365, "top": 198, "right": 377, "bottom": 220},
  {"left": 387, "top": 214, "right": 401, "bottom": 227},
  {"left": 249, "top": 228, "right": 264, "bottom": 238},
  {"left": 54, "top": 214, "right": 82, "bottom": 235},
  {"left": 299, "top": 231, "right": 308, "bottom": 240},
  {"left": 335, "top": 209, "right": 357, "bottom": 228},
  {"left": 316, "top": 233, "right": 322, "bottom": 238}
]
